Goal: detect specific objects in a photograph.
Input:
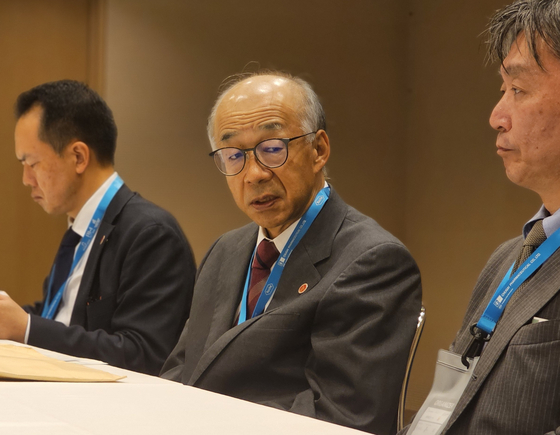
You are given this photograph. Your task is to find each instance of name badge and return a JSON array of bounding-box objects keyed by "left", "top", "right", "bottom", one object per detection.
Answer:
[{"left": 408, "top": 350, "right": 478, "bottom": 435}]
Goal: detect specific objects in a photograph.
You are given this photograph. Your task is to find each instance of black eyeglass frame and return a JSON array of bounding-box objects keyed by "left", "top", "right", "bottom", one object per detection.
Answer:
[{"left": 209, "top": 131, "right": 318, "bottom": 176}]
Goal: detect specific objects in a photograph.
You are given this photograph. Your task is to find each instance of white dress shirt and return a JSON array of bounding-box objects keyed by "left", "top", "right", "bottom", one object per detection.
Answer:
[
  {"left": 256, "top": 218, "right": 299, "bottom": 257},
  {"left": 234, "top": 219, "right": 299, "bottom": 320},
  {"left": 25, "top": 172, "right": 119, "bottom": 342}
]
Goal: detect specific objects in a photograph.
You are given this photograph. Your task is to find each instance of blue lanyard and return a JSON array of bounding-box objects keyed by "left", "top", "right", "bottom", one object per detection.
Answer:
[
  {"left": 237, "top": 186, "right": 330, "bottom": 325},
  {"left": 476, "top": 227, "right": 560, "bottom": 335},
  {"left": 41, "top": 176, "right": 124, "bottom": 319}
]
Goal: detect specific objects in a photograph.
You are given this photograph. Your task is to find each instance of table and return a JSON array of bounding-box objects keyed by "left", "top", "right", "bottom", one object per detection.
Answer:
[{"left": 0, "top": 341, "right": 367, "bottom": 435}]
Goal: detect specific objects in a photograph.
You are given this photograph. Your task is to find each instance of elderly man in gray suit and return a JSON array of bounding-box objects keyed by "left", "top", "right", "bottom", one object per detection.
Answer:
[
  {"left": 161, "top": 71, "right": 422, "bottom": 434},
  {"left": 403, "top": 1, "right": 560, "bottom": 434}
]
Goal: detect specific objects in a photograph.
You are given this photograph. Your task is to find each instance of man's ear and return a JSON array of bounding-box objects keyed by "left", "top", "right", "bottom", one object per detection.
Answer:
[
  {"left": 69, "top": 141, "right": 90, "bottom": 175},
  {"left": 312, "top": 130, "right": 330, "bottom": 174}
]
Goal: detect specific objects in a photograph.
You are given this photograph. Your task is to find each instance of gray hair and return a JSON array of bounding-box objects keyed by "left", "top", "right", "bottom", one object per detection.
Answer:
[
  {"left": 486, "top": 0, "right": 560, "bottom": 67},
  {"left": 207, "top": 70, "right": 327, "bottom": 150}
]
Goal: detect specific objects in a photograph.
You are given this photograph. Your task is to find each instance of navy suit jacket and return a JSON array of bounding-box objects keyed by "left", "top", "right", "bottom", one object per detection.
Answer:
[{"left": 25, "top": 184, "right": 196, "bottom": 375}]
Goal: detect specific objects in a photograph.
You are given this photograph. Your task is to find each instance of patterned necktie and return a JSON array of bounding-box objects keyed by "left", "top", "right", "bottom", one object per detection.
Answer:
[
  {"left": 462, "top": 219, "right": 548, "bottom": 366},
  {"left": 513, "top": 219, "right": 547, "bottom": 273},
  {"left": 247, "top": 239, "right": 280, "bottom": 317},
  {"left": 49, "top": 227, "right": 81, "bottom": 305}
]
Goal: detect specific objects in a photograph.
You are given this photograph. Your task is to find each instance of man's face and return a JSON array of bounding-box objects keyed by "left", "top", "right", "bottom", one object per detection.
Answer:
[
  {"left": 213, "top": 76, "right": 329, "bottom": 238},
  {"left": 490, "top": 33, "right": 560, "bottom": 205},
  {"left": 15, "top": 106, "right": 80, "bottom": 217}
]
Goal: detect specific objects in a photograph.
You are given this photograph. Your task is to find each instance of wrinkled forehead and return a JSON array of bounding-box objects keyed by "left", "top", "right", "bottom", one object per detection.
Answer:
[{"left": 213, "top": 76, "right": 304, "bottom": 138}]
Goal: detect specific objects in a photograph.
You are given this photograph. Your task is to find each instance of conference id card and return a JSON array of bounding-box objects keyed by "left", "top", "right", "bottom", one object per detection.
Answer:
[{"left": 407, "top": 349, "right": 478, "bottom": 435}]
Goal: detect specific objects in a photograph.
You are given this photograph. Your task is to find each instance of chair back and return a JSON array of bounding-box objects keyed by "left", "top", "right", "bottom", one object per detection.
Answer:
[{"left": 397, "top": 305, "right": 426, "bottom": 432}]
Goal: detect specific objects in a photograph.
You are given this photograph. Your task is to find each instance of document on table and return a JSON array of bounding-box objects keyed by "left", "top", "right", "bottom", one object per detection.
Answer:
[{"left": 0, "top": 344, "right": 124, "bottom": 382}]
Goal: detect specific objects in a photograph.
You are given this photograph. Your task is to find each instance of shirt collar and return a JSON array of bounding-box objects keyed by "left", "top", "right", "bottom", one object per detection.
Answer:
[
  {"left": 256, "top": 181, "right": 328, "bottom": 252},
  {"left": 69, "top": 172, "right": 119, "bottom": 236},
  {"left": 257, "top": 219, "right": 300, "bottom": 253},
  {"left": 523, "top": 204, "right": 560, "bottom": 239}
]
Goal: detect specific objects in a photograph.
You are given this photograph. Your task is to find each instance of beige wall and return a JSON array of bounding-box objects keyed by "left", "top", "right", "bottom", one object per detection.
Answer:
[
  {"left": 104, "top": 0, "right": 410, "bottom": 261},
  {"left": 105, "top": 0, "right": 537, "bottom": 414},
  {"left": 0, "top": 0, "right": 96, "bottom": 305},
  {"left": 0, "top": 0, "right": 543, "bottom": 417}
]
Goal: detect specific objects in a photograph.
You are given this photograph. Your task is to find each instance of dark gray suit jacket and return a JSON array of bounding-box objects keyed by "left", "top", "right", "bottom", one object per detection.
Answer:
[
  {"left": 438, "top": 236, "right": 560, "bottom": 434},
  {"left": 162, "top": 189, "right": 422, "bottom": 435},
  {"left": 24, "top": 185, "right": 196, "bottom": 375}
]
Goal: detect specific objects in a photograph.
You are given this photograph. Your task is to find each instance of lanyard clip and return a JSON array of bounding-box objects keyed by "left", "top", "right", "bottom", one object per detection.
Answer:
[{"left": 461, "top": 324, "right": 489, "bottom": 369}]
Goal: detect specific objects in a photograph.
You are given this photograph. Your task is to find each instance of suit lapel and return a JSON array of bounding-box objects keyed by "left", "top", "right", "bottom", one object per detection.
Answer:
[
  {"left": 187, "top": 226, "right": 256, "bottom": 384},
  {"left": 447, "top": 240, "right": 560, "bottom": 428},
  {"left": 451, "top": 240, "right": 521, "bottom": 354},
  {"left": 189, "top": 189, "right": 348, "bottom": 385},
  {"left": 203, "top": 228, "right": 257, "bottom": 348},
  {"left": 268, "top": 190, "right": 346, "bottom": 309},
  {"left": 266, "top": 245, "right": 321, "bottom": 310},
  {"left": 69, "top": 185, "right": 135, "bottom": 326}
]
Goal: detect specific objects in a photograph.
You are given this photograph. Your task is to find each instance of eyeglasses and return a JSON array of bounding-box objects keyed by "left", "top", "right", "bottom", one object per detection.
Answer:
[{"left": 209, "top": 131, "right": 317, "bottom": 176}]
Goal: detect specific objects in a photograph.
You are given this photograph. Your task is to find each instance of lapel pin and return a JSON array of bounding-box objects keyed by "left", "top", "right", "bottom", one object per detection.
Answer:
[
  {"left": 100, "top": 235, "right": 106, "bottom": 245},
  {"left": 298, "top": 283, "right": 309, "bottom": 294}
]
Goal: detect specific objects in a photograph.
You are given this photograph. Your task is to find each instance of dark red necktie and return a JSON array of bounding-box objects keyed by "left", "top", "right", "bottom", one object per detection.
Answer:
[{"left": 247, "top": 239, "right": 279, "bottom": 317}]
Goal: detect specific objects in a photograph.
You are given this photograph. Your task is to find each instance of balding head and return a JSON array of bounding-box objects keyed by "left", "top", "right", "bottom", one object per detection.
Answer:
[
  {"left": 207, "top": 71, "right": 330, "bottom": 238},
  {"left": 208, "top": 71, "right": 326, "bottom": 150}
]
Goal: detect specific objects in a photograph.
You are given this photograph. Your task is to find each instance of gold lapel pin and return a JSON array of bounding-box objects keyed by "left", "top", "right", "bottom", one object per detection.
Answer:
[{"left": 298, "top": 283, "right": 309, "bottom": 294}]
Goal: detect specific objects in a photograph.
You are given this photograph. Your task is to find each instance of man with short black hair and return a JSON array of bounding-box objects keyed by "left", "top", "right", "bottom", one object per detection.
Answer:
[
  {"left": 162, "top": 71, "right": 422, "bottom": 435},
  {"left": 0, "top": 80, "right": 196, "bottom": 375}
]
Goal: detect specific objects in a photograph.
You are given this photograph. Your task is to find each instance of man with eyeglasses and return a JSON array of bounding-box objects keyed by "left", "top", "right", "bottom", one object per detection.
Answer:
[{"left": 162, "top": 71, "right": 421, "bottom": 435}]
